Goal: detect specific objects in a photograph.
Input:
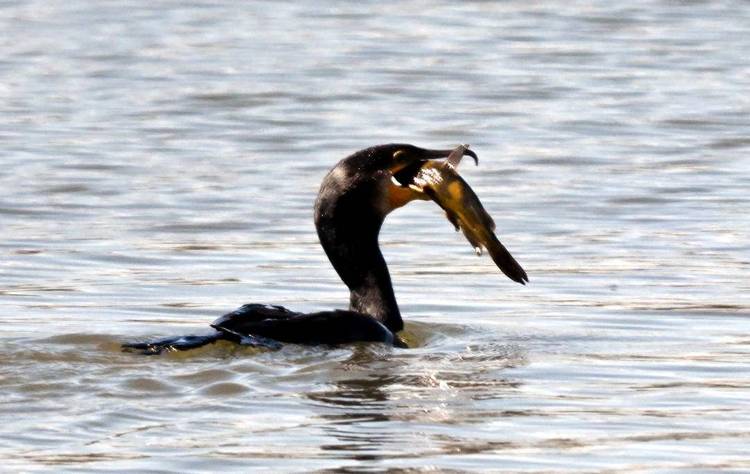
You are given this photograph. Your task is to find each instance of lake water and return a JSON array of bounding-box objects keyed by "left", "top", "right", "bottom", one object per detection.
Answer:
[{"left": 1, "top": 1, "right": 749, "bottom": 471}]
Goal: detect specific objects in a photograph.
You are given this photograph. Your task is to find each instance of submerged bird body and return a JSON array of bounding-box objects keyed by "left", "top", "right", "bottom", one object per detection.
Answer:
[
  {"left": 123, "top": 144, "right": 526, "bottom": 354},
  {"left": 211, "top": 304, "right": 404, "bottom": 347}
]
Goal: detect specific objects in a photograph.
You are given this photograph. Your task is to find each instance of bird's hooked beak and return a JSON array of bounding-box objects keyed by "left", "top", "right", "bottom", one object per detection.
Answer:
[
  {"left": 389, "top": 144, "right": 478, "bottom": 175},
  {"left": 389, "top": 144, "right": 478, "bottom": 190},
  {"left": 382, "top": 144, "right": 479, "bottom": 215}
]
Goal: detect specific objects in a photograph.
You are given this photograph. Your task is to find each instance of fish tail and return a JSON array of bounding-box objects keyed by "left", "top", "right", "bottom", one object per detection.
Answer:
[{"left": 486, "top": 233, "right": 529, "bottom": 285}]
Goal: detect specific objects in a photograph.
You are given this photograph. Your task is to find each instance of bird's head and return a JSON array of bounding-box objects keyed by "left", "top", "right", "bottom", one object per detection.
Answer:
[
  {"left": 315, "top": 143, "right": 478, "bottom": 221},
  {"left": 314, "top": 143, "right": 527, "bottom": 287}
]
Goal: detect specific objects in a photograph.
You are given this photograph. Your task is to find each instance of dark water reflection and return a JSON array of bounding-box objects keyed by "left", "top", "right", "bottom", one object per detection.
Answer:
[{"left": 2, "top": 0, "right": 750, "bottom": 471}]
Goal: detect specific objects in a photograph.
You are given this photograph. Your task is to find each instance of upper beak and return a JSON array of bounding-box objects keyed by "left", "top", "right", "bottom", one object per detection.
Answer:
[
  {"left": 390, "top": 145, "right": 478, "bottom": 179},
  {"left": 419, "top": 145, "right": 478, "bottom": 166}
]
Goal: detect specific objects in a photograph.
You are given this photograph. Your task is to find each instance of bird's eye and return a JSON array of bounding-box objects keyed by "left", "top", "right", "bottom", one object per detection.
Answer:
[{"left": 393, "top": 150, "right": 406, "bottom": 159}]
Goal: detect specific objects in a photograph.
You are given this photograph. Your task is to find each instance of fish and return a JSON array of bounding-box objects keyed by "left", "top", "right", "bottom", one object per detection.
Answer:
[{"left": 409, "top": 145, "right": 529, "bottom": 285}]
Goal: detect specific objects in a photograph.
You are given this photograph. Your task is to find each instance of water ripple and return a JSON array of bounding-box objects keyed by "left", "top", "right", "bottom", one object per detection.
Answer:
[{"left": 1, "top": 0, "right": 750, "bottom": 471}]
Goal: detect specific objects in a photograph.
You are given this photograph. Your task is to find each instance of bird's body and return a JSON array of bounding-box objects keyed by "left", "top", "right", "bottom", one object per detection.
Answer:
[{"left": 123, "top": 144, "right": 526, "bottom": 354}]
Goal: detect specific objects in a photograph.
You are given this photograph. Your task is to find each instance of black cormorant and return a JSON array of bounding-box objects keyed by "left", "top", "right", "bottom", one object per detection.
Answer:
[{"left": 124, "top": 144, "right": 527, "bottom": 354}]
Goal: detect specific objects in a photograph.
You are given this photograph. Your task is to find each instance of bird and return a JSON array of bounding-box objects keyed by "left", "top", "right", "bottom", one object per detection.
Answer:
[{"left": 123, "top": 144, "right": 527, "bottom": 354}]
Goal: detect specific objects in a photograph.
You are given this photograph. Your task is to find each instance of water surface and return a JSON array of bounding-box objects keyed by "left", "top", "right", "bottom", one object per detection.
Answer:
[{"left": 1, "top": 1, "right": 749, "bottom": 471}]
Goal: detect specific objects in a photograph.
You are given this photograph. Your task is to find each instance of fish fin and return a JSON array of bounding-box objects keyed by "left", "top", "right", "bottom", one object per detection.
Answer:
[
  {"left": 460, "top": 226, "right": 485, "bottom": 254},
  {"left": 445, "top": 144, "right": 478, "bottom": 169},
  {"left": 445, "top": 210, "right": 461, "bottom": 231}
]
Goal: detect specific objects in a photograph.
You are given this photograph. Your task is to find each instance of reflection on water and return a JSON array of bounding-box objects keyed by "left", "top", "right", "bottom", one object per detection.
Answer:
[{"left": 2, "top": 0, "right": 750, "bottom": 471}]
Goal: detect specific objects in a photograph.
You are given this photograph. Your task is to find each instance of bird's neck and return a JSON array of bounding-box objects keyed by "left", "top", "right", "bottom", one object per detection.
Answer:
[
  {"left": 347, "top": 244, "right": 403, "bottom": 333},
  {"left": 315, "top": 213, "right": 403, "bottom": 333}
]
